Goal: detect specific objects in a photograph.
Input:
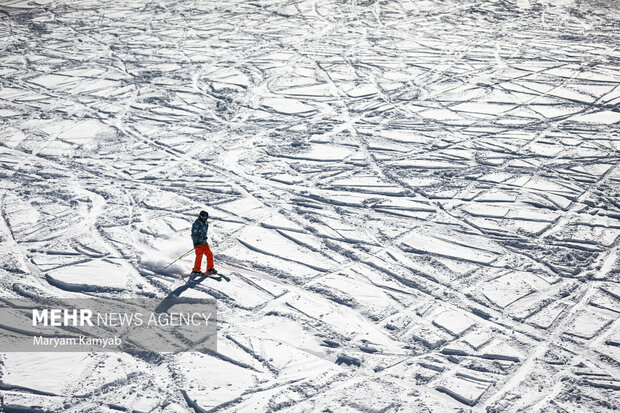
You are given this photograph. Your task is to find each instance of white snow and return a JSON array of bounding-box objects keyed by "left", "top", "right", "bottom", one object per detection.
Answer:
[
  {"left": 432, "top": 309, "right": 477, "bottom": 337},
  {"left": 46, "top": 260, "right": 129, "bottom": 291},
  {"left": 1, "top": 0, "right": 619, "bottom": 411},
  {"left": 571, "top": 110, "right": 620, "bottom": 124},
  {"left": 262, "top": 97, "right": 317, "bottom": 115}
]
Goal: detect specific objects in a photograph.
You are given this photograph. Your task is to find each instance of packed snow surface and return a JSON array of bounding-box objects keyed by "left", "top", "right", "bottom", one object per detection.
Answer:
[{"left": 0, "top": 0, "right": 619, "bottom": 411}]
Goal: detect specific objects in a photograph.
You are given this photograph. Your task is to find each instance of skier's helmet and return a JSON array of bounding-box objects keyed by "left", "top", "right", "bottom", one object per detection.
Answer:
[{"left": 199, "top": 210, "right": 209, "bottom": 219}]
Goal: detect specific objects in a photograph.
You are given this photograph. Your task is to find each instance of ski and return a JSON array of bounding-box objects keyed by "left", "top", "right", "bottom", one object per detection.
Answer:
[
  {"left": 181, "top": 271, "right": 230, "bottom": 282},
  {"left": 196, "top": 273, "right": 230, "bottom": 282},
  {"left": 208, "top": 272, "right": 230, "bottom": 282},
  {"left": 182, "top": 273, "right": 222, "bottom": 282}
]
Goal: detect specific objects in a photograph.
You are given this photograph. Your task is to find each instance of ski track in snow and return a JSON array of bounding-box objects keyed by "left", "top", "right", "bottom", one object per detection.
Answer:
[{"left": 0, "top": 0, "right": 619, "bottom": 411}]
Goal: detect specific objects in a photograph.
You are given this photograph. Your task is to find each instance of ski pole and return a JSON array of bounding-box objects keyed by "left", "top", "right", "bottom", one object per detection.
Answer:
[{"left": 161, "top": 248, "right": 194, "bottom": 271}]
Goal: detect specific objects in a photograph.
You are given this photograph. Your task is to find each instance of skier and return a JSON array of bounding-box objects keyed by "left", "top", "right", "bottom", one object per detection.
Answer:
[{"left": 191, "top": 210, "right": 218, "bottom": 276}]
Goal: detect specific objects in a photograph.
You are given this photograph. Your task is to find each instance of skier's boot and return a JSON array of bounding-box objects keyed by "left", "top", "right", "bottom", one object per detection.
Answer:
[
  {"left": 207, "top": 267, "right": 218, "bottom": 275},
  {"left": 190, "top": 270, "right": 203, "bottom": 279}
]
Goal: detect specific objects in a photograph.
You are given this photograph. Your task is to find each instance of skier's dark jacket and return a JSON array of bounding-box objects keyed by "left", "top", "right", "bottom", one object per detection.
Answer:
[{"left": 191, "top": 218, "right": 209, "bottom": 246}]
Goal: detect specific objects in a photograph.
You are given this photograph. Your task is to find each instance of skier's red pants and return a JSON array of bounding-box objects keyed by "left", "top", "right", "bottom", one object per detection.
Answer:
[{"left": 193, "top": 244, "right": 214, "bottom": 272}]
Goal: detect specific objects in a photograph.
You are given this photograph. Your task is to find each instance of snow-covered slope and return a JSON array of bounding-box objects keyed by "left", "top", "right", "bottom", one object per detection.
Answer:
[{"left": 1, "top": 0, "right": 619, "bottom": 411}]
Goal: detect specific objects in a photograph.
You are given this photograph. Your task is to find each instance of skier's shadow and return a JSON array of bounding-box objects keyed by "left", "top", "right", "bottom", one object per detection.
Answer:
[
  {"left": 157, "top": 276, "right": 208, "bottom": 312},
  {"left": 173, "top": 276, "right": 207, "bottom": 296}
]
